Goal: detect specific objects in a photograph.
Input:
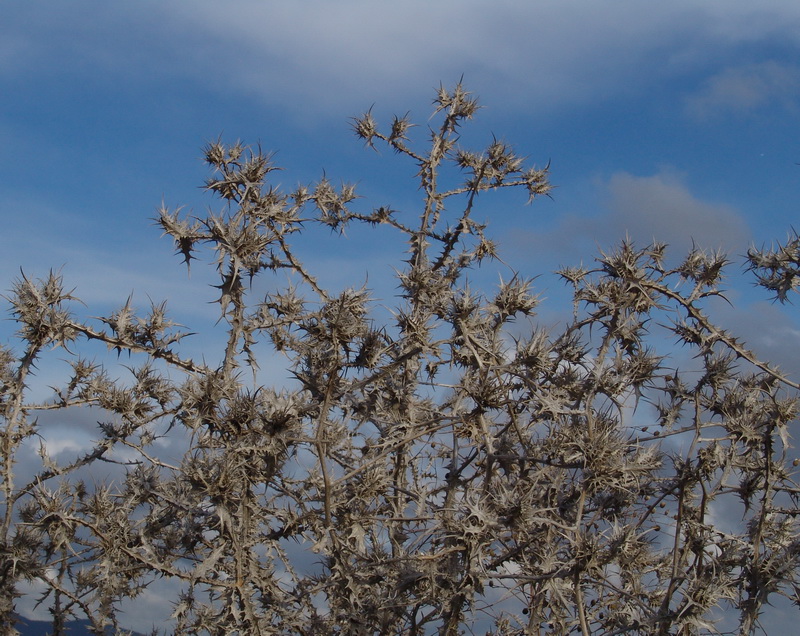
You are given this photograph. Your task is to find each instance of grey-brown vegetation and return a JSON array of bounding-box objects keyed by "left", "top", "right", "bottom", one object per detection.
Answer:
[{"left": 1, "top": 83, "right": 799, "bottom": 635}]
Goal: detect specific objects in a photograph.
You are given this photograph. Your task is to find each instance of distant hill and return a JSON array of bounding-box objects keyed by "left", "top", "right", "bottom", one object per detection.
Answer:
[{"left": 14, "top": 616, "right": 147, "bottom": 635}]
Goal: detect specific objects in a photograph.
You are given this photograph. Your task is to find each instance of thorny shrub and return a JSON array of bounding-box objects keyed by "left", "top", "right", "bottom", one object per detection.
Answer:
[{"left": 1, "top": 83, "right": 800, "bottom": 635}]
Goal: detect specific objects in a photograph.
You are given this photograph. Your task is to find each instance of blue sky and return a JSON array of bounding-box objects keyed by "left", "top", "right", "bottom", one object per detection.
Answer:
[
  {"left": 3, "top": 1, "right": 800, "bottom": 631},
  {"left": 3, "top": 2, "right": 800, "bottom": 359}
]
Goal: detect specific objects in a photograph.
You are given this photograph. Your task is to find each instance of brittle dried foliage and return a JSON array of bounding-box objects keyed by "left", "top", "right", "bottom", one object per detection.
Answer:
[{"left": 1, "top": 83, "right": 799, "bottom": 635}]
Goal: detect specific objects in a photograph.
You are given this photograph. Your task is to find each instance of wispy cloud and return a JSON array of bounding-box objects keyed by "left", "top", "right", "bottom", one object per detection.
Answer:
[
  {"left": 601, "top": 171, "right": 751, "bottom": 255},
  {"left": 6, "top": 1, "right": 800, "bottom": 122},
  {"left": 157, "top": 1, "right": 800, "bottom": 117},
  {"left": 685, "top": 61, "right": 800, "bottom": 119},
  {"left": 511, "top": 169, "right": 751, "bottom": 271}
]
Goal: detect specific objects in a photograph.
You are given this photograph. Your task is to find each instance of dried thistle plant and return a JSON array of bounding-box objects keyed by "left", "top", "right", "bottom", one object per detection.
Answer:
[{"left": 0, "top": 82, "right": 798, "bottom": 636}]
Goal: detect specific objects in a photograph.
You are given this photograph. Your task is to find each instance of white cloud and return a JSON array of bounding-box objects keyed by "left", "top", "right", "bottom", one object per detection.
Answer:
[
  {"left": 6, "top": 1, "right": 800, "bottom": 120},
  {"left": 158, "top": 1, "right": 800, "bottom": 117},
  {"left": 41, "top": 436, "right": 85, "bottom": 457},
  {"left": 706, "top": 297, "right": 800, "bottom": 380}
]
